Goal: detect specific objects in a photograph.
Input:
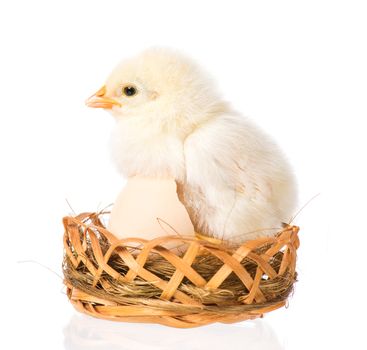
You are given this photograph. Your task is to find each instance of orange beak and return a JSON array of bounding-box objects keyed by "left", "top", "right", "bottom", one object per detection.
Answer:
[{"left": 85, "top": 86, "right": 121, "bottom": 109}]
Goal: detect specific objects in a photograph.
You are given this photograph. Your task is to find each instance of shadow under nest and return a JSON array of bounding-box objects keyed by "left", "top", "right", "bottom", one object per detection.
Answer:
[{"left": 63, "top": 225, "right": 297, "bottom": 315}]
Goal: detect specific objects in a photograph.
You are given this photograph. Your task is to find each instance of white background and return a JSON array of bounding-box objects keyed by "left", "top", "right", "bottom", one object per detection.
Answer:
[{"left": 1, "top": 1, "right": 366, "bottom": 349}]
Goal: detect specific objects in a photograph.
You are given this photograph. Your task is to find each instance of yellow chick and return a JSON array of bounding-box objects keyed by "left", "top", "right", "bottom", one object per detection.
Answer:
[{"left": 86, "top": 48, "right": 297, "bottom": 244}]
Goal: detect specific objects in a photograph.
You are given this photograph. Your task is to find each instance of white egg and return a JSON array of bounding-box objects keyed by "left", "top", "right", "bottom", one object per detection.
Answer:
[{"left": 108, "top": 176, "right": 195, "bottom": 253}]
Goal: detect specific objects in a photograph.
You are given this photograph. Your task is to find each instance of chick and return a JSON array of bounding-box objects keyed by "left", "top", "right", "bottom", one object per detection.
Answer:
[{"left": 86, "top": 48, "right": 297, "bottom": 243}]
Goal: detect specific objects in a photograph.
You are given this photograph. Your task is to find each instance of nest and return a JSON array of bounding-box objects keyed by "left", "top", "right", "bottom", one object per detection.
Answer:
[{"left": 63, "top": 212, "right": 300, "bottom": 328}]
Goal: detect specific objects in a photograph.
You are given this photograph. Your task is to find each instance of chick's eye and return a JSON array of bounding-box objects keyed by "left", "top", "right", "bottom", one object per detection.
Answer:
[{"left": 123, "top": 86, "right": 137, "bottom": 97}]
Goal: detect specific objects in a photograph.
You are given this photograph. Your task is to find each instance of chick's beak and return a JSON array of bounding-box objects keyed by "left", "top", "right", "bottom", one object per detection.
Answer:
[{"left": 85, "top": 86, "right": 121, "bottom": 109}]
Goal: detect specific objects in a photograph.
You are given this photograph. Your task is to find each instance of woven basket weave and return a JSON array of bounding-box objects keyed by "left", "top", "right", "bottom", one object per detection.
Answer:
[{"left": 63, "top": 212, "right": 299, "bottom": 328}]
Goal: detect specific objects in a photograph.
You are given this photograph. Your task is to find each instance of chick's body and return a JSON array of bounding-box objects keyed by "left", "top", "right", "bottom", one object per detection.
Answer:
[{"left": 87, "top": 48, "right": 297, "bottom": 243}]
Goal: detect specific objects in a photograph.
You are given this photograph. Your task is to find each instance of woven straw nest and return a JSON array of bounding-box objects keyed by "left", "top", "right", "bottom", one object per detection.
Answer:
[{"left": 63, "top": 212, "right": 300, "bottom": 328}]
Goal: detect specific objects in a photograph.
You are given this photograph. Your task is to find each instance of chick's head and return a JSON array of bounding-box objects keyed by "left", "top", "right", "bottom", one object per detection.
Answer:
[{"left": 86, "top": 48, "right": 225, "bottom": 133}]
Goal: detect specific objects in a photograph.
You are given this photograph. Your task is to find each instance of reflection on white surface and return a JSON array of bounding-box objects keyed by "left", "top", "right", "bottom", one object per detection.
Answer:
[{"left": 63, "top": 313, "right": 283, "bottom": 350}]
